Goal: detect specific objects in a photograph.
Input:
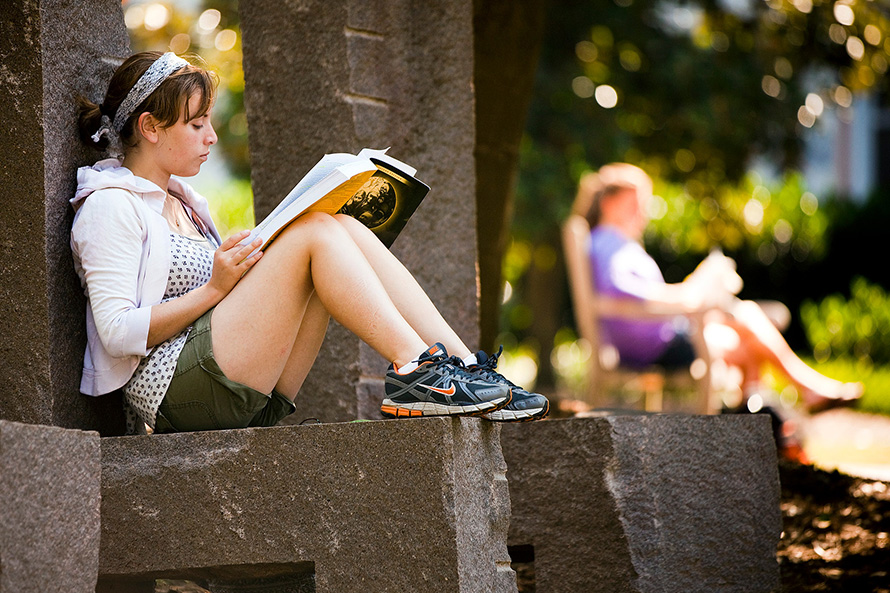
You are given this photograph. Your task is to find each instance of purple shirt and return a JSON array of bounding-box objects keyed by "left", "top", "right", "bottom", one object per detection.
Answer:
[{"left": 587, "top": 225, "right": 677, "bottom": 366}]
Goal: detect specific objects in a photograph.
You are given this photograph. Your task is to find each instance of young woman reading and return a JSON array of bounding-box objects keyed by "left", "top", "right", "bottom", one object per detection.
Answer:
[{"left": 72, "top": 51, "right": 549, "bottom": 433}]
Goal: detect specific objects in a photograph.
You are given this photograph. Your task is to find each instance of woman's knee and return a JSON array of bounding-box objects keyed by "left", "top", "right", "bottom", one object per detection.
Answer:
[
  {"left": 276, "top": 212, "right": 349, "bottom": 246},
  {"left": 333, "top": 212, "right": 375, "bottom": 241}
]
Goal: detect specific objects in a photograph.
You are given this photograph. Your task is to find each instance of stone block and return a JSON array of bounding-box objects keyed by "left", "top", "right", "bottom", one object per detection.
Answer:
[
  {"left": 501, "top": 415, "right": 781, "bottom": 593},
  {"left": 0, "top": 0, "right": 129, "bottom": 433},
  {"left": 240, "top": 0, "right": 478, "bottom": 423},
  {"left": 98, "top": 418, "right": 516, "bottom": 593},
  {"left": 0, "top": 420, "right": 101, "bottom": 593}
]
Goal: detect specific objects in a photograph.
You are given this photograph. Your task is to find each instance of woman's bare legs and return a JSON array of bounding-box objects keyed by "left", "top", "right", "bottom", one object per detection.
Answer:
[
  {"left": 210, "top": 213, "right": 428, "bottom": 394},
  {"left": 273, "top": 291, "right": 329, "bottom": 399},
  {"left": 704, "top": 300, "right": 863, "bottom": 407},
  {"left": 332, "top": 214, "right": 472, "bottom": 358}
]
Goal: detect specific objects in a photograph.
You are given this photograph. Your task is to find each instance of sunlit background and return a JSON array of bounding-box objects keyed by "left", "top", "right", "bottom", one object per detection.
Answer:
[{"left": 124, "top": 1, "right": 890, "bottom": 451}]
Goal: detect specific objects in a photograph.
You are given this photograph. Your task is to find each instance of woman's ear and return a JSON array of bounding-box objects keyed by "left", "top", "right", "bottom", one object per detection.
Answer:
[{"left": 135, "top": 112, "right": 161, "bottom": 144}]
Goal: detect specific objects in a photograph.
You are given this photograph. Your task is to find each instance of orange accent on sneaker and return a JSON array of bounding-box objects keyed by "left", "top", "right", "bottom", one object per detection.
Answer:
[{"left": 382, "top": 405, "right": 424, "bottom": 418}]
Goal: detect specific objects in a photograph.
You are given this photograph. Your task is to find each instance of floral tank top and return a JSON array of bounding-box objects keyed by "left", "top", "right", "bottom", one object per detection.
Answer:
[{"left": 123, "top": 232, "right": 216, "bottom": 432}]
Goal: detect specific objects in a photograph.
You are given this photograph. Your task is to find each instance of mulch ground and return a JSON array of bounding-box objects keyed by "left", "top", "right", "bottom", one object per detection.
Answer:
[{"left": 778, "top": 460, "right": 890, "bottom": 592}]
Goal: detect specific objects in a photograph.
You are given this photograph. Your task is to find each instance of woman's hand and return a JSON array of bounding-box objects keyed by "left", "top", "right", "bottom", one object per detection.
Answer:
[{"left": 206, "top": 230, "right": 264, "bottom": 298}]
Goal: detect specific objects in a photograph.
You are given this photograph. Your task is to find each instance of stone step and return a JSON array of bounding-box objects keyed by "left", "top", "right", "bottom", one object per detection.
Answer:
[
  {"left": 98, "top": 417, "right": 515, "bottom": 593},
  {"left": 501, "top": 414, "right": 781, "bottom": 593},
  {"left": 0, "top": 420, "right": 101, "bottom": 593}
]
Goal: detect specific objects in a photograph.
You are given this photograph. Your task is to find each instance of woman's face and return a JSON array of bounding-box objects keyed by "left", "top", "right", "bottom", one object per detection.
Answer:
[{"left": 154, "top": 92, "right": 217, "bottom": 177}]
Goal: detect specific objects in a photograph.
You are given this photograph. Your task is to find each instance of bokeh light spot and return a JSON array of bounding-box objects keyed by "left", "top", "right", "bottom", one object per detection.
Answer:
[
  {"left": 792, "top": 0, "right": 812, "bottom": 14},
  {"left": 572, "top": 76, "right": 595, "bottom": 98},
  {"left": 594, "top": 84, "right": 619, "bottom": 108},
  {"left": 800, "top": 192, "right": 818, "bottom": 215},
  {"left": 575, "top": 41, "right": 598, "bottom": 62},
  {"left": 761, "top": 75, "right": 781, "bottom": 98},
  {"left": 124, "top": 5, "right": 144, "bottom": 29},
  {"left": 833, "top": 85, "right": 853, "bottom": 108},
  {"left": 215, "top": 29, "right": 238, "bottom": 52},
  {"left": 805, "top": 93, "right": 824, "bottom": 116},
  {"left": 833, "top": 3, "right": 855, "bottom": 27},
  {"left": 674, "top": 148, "right": 696, "bottom": 172},
  {"left": 829, "top": 23, "right": 848, "bottom": 45},
  {"left": 198, "top": 8, "right": 221, "bottom": 31},
  {"left": 775, "top": 57, "right": 793, "bottom": 79},
  {"left": 170, "top": 33, "right": 191, "bottom": 54},
  {"left": 798, "top": 105, "right": 816, "bottom": 128},
  {"left": 143, "top": 4, "right": 170, "bottom": 31},
  {"left": 744, "top": 198, "right": 764, "bottom": 229},
  {"left": 846, "top": 36, "right": 865, "bottom": 61},
  {"left": 865, "top": 24, "right": 882, "bottom": 46}
]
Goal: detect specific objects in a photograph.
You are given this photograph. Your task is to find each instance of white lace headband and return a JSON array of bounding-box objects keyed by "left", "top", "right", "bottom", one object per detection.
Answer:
[{"left": 91, "top": 52, "right": 190, "bottom": 157}]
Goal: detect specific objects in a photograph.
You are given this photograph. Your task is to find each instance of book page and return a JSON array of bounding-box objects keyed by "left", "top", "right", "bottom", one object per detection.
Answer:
[
  {"left": 357, "top": 148, "right": 417, "bottom": 177},
  {"left": 252, "top": 152, "right": 360, "bottom": 238}
]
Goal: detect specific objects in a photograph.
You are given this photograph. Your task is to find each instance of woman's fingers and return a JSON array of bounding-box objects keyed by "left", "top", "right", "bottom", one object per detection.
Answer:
[{"left": 220, "top": 229, "right": 251, "bottom": 250}]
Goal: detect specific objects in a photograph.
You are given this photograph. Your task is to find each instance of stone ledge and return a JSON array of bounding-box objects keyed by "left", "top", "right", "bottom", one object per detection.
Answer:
[
  {"left": 502, "top": 414, "right": 781, "bottom": 593},
  {"left": 99, "top": 417, "right": 516, "bottom": 593},
  {"left": 0, "top": 420, "right": 101, "bottom": 593}
]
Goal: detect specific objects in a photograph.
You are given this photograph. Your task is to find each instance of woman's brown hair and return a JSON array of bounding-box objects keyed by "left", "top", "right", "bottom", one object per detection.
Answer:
[
  {"left": 77, "top": 51, "right": 218, "bottom": 152},
  {"left": 571, "top": 163, "right": 652, "bottom": 229}
]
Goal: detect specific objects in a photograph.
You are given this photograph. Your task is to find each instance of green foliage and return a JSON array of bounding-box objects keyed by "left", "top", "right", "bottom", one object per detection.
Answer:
[
  {"left": 516, "top": 0, "right": 890, "bottom": 245},
  {"left": 646, "top": 170, "right": 829, "bottom": 264},
  {"left": 801, "top": 356, "right": 890, "bottom": 417},
  {"left": 801, "top": 277, "right": 890, "bottom": 366},
  {"left": 198, "top": 178, "right": 256, "bottom": 239}
]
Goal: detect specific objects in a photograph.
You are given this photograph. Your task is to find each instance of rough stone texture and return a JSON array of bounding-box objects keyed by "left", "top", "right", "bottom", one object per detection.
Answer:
[
  {"left": 98, "top": 418, "right": 516, "bottom": 593},
  {"left": 240, "top": 0, "right": 478, "bottom": 423},
  {"left": 473, "top": 0, "right": 547, "bottom": 351},
  {"left": 0, "top": 420, "right": 101, "bottom": 593},
  {"left": 501, "top": 415, "right": 782, "bottom": 593},
  {"left": 0, "top": 0, "right": 129, "bottom": 433}
]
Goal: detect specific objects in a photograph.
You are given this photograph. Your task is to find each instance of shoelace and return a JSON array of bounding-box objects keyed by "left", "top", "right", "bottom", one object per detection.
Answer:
[
  {"left": 473, "top": 346, "right": 518, "bottom": 387},
  {"left": 442, "top": 355, "right": 481, "bottom": 381},
  {"left": 421, "top": 351, "right": 479, "bottom": 381}
]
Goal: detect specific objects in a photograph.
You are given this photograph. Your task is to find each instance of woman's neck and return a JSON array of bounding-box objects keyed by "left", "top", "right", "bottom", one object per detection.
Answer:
[
  {"left": 599, "top": 219, "right": 639, "bottom": 241},
  {"left": 121, "top": 149, "right": 171, "bottom": 192}
]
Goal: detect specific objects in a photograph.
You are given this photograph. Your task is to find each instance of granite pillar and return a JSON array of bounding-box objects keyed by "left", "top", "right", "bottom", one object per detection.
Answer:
[
  {"left": 240, "top": 0, "right": 478, "bottom": 422},
  {"left": 0, "top": 0, "right": 129, "bottom": 433}
]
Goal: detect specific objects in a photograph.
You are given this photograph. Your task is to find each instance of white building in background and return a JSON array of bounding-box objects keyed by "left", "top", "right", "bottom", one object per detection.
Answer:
[{"left": 803, "top": 93, "right": 885, "bottom": 202}]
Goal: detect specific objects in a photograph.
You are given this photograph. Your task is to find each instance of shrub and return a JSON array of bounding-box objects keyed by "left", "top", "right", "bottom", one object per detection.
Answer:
[{"left": 801, "top": 277, "right": 890, "bottom": 366}]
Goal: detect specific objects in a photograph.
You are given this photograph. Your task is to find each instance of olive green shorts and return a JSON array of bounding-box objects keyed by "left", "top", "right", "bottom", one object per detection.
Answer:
[{"left": 154, "top": 308, "right": 296, "bottom": 433}]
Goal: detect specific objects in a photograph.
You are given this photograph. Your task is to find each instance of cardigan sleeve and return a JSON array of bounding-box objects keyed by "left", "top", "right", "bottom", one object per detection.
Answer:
[{"left": 71, "top": 190, "right": 153, "bottom": 359}]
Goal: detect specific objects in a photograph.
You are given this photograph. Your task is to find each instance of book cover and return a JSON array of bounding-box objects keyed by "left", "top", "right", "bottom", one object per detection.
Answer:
[{"left": 336, "top": 158, "right": 431, "bottom": 248}]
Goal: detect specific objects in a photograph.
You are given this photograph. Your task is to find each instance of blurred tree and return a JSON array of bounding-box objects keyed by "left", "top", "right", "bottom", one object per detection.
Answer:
[{"left": 506, "top": 0, "right": 890, "bottom": 389}]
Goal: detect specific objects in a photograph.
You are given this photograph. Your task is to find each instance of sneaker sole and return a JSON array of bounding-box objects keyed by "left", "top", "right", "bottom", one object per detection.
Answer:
[
  {"left": 481, "top": 399, "right": 550, "bottom": 423},
  {"left": 380, "top": 395, "right": 510, "bottom": 419}
]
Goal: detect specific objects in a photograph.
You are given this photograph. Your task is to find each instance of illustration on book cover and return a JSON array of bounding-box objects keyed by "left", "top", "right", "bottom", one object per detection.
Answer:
[{"left": 337, "top": 159, "right": 429, "bottom": 248}]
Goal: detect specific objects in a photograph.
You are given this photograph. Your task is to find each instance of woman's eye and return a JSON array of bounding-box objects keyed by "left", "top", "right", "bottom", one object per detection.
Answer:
[{"left": 192, "top": 124, "right": 204, "bottom": 130}]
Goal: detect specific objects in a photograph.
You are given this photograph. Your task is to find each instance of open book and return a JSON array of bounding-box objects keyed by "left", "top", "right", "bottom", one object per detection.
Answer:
[{"left": 243, "top": 148, "right": 430, "bottom": 255}]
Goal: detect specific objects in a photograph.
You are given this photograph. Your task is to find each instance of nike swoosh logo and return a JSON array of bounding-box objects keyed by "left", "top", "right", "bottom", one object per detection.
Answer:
[{"left": 421, "top": 383, "right": 455, "bottom": 396}]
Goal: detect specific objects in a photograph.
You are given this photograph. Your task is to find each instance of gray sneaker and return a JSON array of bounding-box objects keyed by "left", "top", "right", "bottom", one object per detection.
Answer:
[
  {"left": 381, "top": 343, "right": 512, "bottom": 418},
  {"left": 468, "top": 347, "right": 550, "bottom": 422}
]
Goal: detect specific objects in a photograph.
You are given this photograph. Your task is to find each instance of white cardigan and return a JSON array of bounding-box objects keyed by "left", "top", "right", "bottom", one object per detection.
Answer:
[{"left": 70, "top": 160, "right": 222, "bottom": 396}]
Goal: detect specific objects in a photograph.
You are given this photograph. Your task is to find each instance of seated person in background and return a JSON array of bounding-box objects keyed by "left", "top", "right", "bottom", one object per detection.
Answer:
[{"left": 571, "top": 163, "right": 862, "bottom": 412}]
